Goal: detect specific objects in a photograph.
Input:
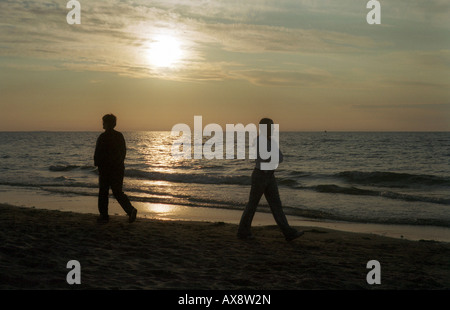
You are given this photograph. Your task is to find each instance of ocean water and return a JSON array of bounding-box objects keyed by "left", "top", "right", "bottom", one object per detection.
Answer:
[{"left": 0, "top": 131, "right": 449, "bottom": 229}]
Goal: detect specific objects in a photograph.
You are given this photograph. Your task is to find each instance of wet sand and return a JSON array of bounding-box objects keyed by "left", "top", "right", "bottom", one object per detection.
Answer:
[{"left": 0, "top": 203, "right": 449, "bottom": 290}]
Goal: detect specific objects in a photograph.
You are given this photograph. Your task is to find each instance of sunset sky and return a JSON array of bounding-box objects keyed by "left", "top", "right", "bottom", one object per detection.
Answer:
[{"left": 0, "top": 0, "right": 449, "bottom": 131}]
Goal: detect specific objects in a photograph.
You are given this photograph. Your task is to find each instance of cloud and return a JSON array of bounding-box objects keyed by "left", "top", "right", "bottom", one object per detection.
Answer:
[
  {"left": 353, "top": 103, "right": 450, "bottom": 111},
  {"left": 0, "top": 0, "right": 448, "bottom": 88},
  {"left": 380, "top": 79, "right": 450, "bottom": 90},
  {"left": 372, "top": 50, "right": 450, "bottom": 87},
  {"left": 231, "top": 69, "right": 335, "bottom": 87},
  {"left": 197, "top": 23, "right": 379, "bottom": 54},
  {"left": 382, "top": 0, "right": 450, "bottom": 25}
]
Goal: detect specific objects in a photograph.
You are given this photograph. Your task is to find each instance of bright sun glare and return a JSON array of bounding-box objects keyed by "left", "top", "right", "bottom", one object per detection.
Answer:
[{"left": 147, "top": 35, "right": 183, "bottom": 68}]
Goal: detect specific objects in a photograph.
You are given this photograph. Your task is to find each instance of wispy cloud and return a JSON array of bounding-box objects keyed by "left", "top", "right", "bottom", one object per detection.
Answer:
[
  {"left": 353, "top": 103, "right": 450, "bottom": 111},
  {"left": 0, "top": 0, "right": 448, "bottom": 88},
  {"left": 231, "top": 69, "right": 335, "bottom": 87},
  {"left": 197, "top": 23, "right": 379, "bottom": 53}
]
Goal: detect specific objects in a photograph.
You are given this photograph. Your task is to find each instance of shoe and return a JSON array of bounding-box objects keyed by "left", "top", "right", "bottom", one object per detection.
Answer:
[
  {"left": 97, "top": 215, "right": 109, "bottom": 223},
  {"left": 129, "top": 208, "right": 137, "bottom": 223},
  {"left": 285, "top": 230, "right": 304, "bottom": 242}
]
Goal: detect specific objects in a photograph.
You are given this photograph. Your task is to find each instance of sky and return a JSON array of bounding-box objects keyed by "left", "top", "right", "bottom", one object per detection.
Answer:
[{"left": 0, "top": 0, "right": 449, "bottom": 131}]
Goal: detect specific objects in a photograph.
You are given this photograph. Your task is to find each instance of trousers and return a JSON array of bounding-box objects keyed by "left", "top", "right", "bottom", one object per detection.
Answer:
[
  {"left": 238, "top": 168, "right": 297, "bottom": 237},
  {"left": 98, "top": 168, "right": 134, "bottom": 216}
]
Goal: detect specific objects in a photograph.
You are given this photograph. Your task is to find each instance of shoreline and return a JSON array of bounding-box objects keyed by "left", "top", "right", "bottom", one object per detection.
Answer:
[
  {"left": 1, "top": 203, "right": 449, "bottom": 289},
  {"left": 1, "top": 185, "right": 450, "bottom": 243}
]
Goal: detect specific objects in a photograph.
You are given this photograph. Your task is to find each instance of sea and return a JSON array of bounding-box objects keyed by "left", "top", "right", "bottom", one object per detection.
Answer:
[{"left": 1, "top": 131, "right": 449, "bottom": 240}]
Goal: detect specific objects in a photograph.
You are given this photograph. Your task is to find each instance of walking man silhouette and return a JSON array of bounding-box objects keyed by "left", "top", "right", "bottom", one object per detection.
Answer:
[
  {"left": 237, "top": 118, "right": 304, "bottom": 241},
  {"left": 94, "top": 114, "right": 137, "bottom": 223}
]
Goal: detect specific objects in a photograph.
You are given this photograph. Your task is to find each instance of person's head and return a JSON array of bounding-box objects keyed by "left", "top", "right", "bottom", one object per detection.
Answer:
[
  {"left": 102, "top": 114, "right": 117, "bottom": 130},
  {"left": 259, "top": 118, "right": 274, "bottom": 137}
]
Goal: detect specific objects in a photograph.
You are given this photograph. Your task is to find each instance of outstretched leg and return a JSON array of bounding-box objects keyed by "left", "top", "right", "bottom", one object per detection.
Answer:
[
  {"left": 264, "top": 173, "right": 299, "bottom": 239},
  {"left": 110, "top": 171, "right": 135, "bottom": 216},
  {"left": 238, "top": 169, "right": 266, "bottom": 238}
]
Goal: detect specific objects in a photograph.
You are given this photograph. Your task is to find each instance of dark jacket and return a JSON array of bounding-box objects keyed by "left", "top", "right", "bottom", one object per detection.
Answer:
[{"left": 94, "top": 129, "right": 126, "bottom": 173}]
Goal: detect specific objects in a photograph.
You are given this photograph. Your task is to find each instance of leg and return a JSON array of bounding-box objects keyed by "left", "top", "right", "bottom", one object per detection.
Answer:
[
  {"left": 264, "top": 173, "right": 298, "bottom": 238},
  {"left": 238, "top": 169, "right": 266, "bottom": 237},
  {"left": 98, "top": 173, "right": 110, "bottom": 218},
  {"left": 110, "top": 170, "right": 135, "bottom": 216}
]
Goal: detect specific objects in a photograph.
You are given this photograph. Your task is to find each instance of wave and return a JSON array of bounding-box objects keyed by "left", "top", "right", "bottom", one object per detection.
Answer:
[
  {"left": 127, "top": 169, "right": 450, "bottom": 205},
  {"left": 287, "top": 171, "right": 312, "bottom": 178},
  {"left": 336, "top": 171, "right": 450, "bottom": 188},
  {"left": 311, "top": 184, "right": 450, "bottom": 205},
  {"left": 277, "top": 178, "right": 299, "bottom": 187},
  {"left": 31, "top": 165, "right": 450, "bottom": 206},
  {"left": 313, "top": 184, "right": 375, "bottom": 196},
  {"left": 49, "top": 164, "right": 97, "bottom": 172},
  {"left": 126, "top": 169, "right": 308, "bottom": 188},
  {"left": 125, "top": 169, "right": 251, "bottom": 186}
]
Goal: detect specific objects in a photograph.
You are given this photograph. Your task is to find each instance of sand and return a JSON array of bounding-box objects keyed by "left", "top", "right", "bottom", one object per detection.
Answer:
[{"left": 0, "top": 203, "right": 449, "bottom": 290}]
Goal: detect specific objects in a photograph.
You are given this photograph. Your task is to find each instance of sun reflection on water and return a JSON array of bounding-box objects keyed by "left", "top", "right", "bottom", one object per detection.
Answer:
[{"left": 146, "top": 203, "right": 177, "bottom": 215}]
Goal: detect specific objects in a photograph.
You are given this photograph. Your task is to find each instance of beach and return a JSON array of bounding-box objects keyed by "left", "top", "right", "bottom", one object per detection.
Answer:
[
  {"left": 1, "top": 0, "right": 449, "bottom": 299},
  {"left": 1, "top": 203, "right": 449, "bottom": 290}
]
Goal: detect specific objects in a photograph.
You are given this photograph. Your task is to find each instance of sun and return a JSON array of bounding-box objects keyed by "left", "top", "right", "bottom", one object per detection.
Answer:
[{"left": 147, "top": 35, "right": 183, "bottom": 68}]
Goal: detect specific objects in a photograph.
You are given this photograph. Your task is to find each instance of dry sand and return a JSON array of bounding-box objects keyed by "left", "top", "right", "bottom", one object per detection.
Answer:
[{"left": 0, "top": 203, "right": 449, "bottom": 290}]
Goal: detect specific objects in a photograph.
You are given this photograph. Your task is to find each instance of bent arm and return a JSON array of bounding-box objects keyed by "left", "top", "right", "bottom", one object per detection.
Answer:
[{"left": 279, "top": 148, "right": 284, "bottom": 164}]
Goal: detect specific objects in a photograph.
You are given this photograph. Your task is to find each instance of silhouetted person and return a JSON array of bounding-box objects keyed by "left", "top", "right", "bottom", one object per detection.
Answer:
[
  {"left": 238, "top": 118, "right": 303, "bottom": 241},
  {"left": 94, "top": 114, "right": 137, "bottom": 223}
]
